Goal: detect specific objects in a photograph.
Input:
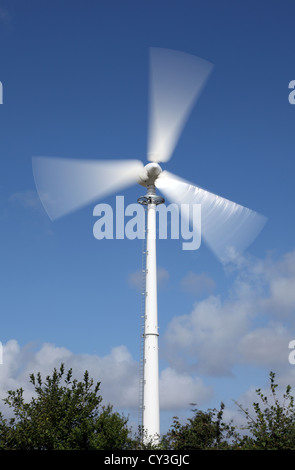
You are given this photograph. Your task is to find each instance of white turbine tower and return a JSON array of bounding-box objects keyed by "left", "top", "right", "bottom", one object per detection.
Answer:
[{"left": 32, "top": 48, "right": 267, "bottom": 442}]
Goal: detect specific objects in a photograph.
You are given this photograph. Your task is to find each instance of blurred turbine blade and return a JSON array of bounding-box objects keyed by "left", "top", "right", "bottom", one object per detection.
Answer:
[
  {"left": 148, "top": 48, "right": 213, "bottom": 163},
  {"left": 156, "top": 171, "right": 267, "bottom": 263},
  {"left": 32, "top": 157, "right": 143, "bottom": 221}
]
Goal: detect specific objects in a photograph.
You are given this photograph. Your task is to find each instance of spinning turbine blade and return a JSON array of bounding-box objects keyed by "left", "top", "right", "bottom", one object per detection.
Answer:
[
  {"left": 32, "top": 157, "right": 143, "bottom": 221},
  {"left": 148, "top": 48, "right": 213, "bottom": 163},
  {"left": 156, "top": 171, "right": 267, "bottom": 263}
]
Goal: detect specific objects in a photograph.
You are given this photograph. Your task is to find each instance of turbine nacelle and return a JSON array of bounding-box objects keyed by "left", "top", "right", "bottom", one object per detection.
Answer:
[{"left": 138, "top": 162, "right": 162, "bottom": 187}]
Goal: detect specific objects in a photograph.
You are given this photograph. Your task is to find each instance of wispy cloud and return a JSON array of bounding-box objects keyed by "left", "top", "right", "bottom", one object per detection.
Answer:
[
  {"left": 180, "top": 271, "right": 216, "bottom": 297},
  {"left": 9, "top": 190, "right": 43, "bottom": 210},
  {"left": 0, "top": 6, "right": 10, "bottom": 25},
  {"left": 127, "top": 266, "right": 169, "bottom": 291}
]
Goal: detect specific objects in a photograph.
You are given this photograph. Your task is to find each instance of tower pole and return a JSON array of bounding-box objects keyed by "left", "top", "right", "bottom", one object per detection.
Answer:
[{"left": 138, "top": 184, "right": 164, "bottom": 443}]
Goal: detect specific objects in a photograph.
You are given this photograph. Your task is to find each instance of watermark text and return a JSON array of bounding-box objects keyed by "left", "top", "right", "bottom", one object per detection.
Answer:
[
  {"left": 288, "top": 80, "right": 295, "bottom": 104},
  {"left": 93, "top": 196, "right": 201, "bottom": 251},
  {"left": 289, "top": 340, "right": 295, "bottom": 364}
]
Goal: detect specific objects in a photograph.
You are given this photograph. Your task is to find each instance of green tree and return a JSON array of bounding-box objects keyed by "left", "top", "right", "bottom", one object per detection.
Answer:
[
  {"left": 161, "top": 402, "right": 237, "bottom": 450},
  {"left": 235, "top": 371, "right": 295, "bottom": 450},
  {"left": 0, "top": 364, "right": 133, "bottom": 450}
]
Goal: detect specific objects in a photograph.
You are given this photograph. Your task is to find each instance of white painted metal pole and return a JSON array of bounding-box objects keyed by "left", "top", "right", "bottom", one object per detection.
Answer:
[{"left": 143, "top": 194, "right": 160, "bottom": 442}]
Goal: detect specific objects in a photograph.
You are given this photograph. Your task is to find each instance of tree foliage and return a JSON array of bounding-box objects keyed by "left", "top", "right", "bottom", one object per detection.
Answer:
[
  {"left": 0, "top": 364, "right": 132, "bottom": 450},
  {"left": 162, "top": 371, "right": 295, "bottom": 451},
  {"left": 1, "top": 367, "right": 295, "bottom": 450},
  {"left": 161, "top": 403, "right": 237, "bottom": 450},
  {"left": 234, "top": 371, "right": 295, "bottom": 450}
]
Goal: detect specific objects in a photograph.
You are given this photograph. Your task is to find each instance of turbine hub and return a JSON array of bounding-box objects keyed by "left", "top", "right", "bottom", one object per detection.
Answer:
[{"left": 138, "top": 162, "right": 162, "bottom": 187}]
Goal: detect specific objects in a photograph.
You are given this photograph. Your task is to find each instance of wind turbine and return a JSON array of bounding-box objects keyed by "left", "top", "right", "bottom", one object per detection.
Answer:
[{"left": 32, "top": 47, "right": 267, "bottom": 442}]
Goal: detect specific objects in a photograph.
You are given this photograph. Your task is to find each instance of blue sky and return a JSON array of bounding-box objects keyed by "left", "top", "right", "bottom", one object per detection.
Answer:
[{"left": 1, "top": 0, "right": 295, "bottom": 434}]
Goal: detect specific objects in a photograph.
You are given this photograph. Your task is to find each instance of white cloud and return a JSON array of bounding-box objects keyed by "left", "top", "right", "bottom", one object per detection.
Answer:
[
  {"left": 239, "top": 323, "right": 292, "bottom": 367},
  {"left": 164, "top": 295, "right": 251, "bottom": 376},
  {"left": 0, "top": 339, "right": 209, "bottom": 419},
  {"left": 265, "top": 276, "right": 295, "bottom": 316},
  {"left": 164, "top": 250, "right": 295, "bottom": 376},
  {"left": 0, "top": 341, "right": 139, "bottom": 415},
  {"left": 160, "top": 368, "right": 212, "bottom": 410},
  {"left": 229, "top": 250, "right": 295, "bottom": 318}
]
